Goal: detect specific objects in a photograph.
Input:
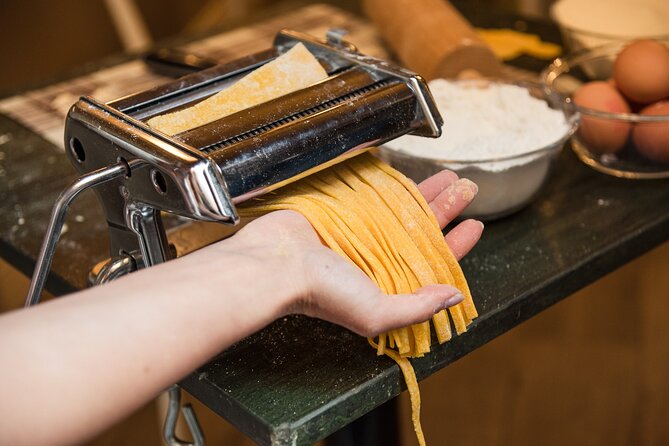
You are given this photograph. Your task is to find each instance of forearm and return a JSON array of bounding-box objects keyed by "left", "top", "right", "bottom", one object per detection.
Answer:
[
  {"left": 0, "top": 205, "right": 479, "bottom": 445},
  {"left": 0, "top": 236, "right": 297, "bottom": 446}
]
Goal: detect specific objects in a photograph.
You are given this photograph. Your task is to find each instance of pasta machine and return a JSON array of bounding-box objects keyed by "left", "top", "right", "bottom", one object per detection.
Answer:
[{"left": 24, "top": 29, "right": 443, "bottom": 445}]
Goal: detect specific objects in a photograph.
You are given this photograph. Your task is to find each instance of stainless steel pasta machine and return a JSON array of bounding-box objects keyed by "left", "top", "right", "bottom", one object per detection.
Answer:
[{"left": 24, "top": 28, "right": 443, "bottom": 445}]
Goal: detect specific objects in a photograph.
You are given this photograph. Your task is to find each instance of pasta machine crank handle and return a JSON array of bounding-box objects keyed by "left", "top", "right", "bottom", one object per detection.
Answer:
[
  {"left": 24, "top": 163, "right": 128, "bottom": 307},
  {"left": 28, "top": 175, "right": 204, "bottom": 444}
]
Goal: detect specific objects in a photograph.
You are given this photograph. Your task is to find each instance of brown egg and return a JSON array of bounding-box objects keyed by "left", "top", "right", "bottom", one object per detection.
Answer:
[
  {"left": 633, "top": 101, "right": 669, "bottom": 163},
  {"left": 573, "top": 81, "right": 632, "bottom": 154},
  {"left": 614, "top": 40, "right": 669, "bottom": 104}
]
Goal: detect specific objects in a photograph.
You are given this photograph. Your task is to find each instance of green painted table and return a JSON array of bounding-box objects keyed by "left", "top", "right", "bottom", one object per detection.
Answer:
[
  {"left": 1, "top": 4, "right": 669, "bottom": 446},
  {"left": 176, "top": 146, "right": 669, "bottom": 445}
]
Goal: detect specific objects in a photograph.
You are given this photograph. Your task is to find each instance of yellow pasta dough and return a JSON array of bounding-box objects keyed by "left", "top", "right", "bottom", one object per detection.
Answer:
[
  {"left": 240, "top": 153, "right": 477, "bottom": 446},
  {"left": 147, "top": 43, "right": 328, "bottom": 135},
  {"left": 147, "top": 42, "right": 477, "bottom": 445}
]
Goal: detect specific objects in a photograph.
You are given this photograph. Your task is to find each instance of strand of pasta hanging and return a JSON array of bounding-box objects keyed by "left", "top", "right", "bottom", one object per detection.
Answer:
[{"left": 240, "top": 152, "right": 477, "bottom": 446}]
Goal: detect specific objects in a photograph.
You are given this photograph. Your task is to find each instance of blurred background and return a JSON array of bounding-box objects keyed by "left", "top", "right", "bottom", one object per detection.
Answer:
[
  {"left": 1, "top": 1, "right": 668, "bottom": 446},
  {"left": 0, "top": 0, "right": 552, "bottom": 94}
]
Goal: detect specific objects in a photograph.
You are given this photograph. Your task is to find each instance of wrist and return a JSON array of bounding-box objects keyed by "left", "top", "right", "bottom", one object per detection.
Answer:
[{"left": 200, "top": 231, "right": 307, "bottom": 322}]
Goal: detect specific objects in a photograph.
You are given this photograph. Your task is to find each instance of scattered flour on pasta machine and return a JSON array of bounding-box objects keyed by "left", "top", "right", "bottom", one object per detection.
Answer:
[{"left": 24, "top": 29, "right": 443, "bottom": 445}]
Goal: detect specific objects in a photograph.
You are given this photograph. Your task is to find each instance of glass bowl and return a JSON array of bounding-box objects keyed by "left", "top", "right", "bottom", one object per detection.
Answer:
[
  {"left": 550, "top": 0, "right": 669, "bottom": 53},
  {"left": 378, "top": 80, "right": 577, "bottom": 221},
  {"left": 541, "top": 39, "right": 669, "bottom": 179}
]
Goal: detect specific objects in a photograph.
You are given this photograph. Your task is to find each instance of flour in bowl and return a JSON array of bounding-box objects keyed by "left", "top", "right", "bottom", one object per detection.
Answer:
[
  {"left": 381, "top": 79, "right": 574, "bottom": 219},
  {"left": 385, "top": 79, "right": 570, "bottom": 171}
]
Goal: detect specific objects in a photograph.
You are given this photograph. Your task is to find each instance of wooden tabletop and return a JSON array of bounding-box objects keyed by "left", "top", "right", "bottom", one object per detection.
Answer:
[{"left": 1, "top": 4, "right": 669, "bottom": 446}]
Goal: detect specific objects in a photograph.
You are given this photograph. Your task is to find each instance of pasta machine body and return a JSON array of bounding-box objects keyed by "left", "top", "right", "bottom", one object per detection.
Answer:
[
  {"left": 24, "top": 28, "right": 443, "bottom": 446},
  {"left": 27, "top": 28, "right": 443, "bottom": 304}
]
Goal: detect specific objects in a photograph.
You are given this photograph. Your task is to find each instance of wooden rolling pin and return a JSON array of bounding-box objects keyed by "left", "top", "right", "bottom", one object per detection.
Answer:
[{"left": 363, "top": 0, "right": 503, "bottom": 79}]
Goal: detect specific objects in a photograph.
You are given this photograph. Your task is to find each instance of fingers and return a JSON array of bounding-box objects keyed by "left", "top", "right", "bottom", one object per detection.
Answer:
[
  {"left": 299, "top": 261, "right": 471, "bottom": 337},
  {"left": 444, "top": 219, "right": 484, "bottom": 260},
  {"left": 299, "top": 249, "right": 467, "bottom": 338},
  {"left": 352, "top": 285, "right": 464, "bottom": 337},
  {"left": 429, "top": 178, "right": 478, "bottom": 228},
  {"left": 417, "top": 170, "right": 459, "bottom": 203}
]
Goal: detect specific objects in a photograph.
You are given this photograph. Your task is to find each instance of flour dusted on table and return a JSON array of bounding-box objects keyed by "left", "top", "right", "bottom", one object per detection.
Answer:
[{"left": 385, "top": 79, "right": 570, "bottom": 171}]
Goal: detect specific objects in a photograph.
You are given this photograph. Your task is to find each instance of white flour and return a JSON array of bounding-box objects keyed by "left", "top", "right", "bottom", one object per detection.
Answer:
[
  {"left": 385, "top": 79, "right": 570, "bottom": 172},
  {"left": 381, "top": 80, "right": 573, "bottom": 219}
]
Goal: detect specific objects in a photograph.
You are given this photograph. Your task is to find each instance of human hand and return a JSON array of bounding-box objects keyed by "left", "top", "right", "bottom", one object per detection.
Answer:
[
  {"left": 0, "top": 170, "right": 481, "bottom": 445},
  {"left": 229, "top": 171, "right": 482, "bottom": 337}
]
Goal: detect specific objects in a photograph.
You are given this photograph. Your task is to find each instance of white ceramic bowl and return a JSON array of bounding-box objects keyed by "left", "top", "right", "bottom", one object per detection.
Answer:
[
  {"left": 378, "top": 80, "right": 577, "bottom": 221},
  {"left": 551, "top": 0, "right": 669, "bottom": 52}
]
